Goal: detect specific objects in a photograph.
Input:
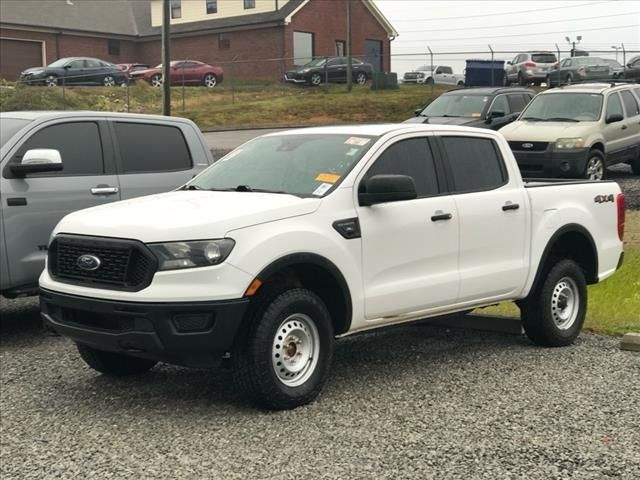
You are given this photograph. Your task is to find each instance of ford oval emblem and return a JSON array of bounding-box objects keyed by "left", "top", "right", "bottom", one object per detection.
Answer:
[
  {"left": 77, "top": 254, "right": 101, "bottom": 271},
  {"left": 522, "top": 143, "right": 534, "bottom": 149}
]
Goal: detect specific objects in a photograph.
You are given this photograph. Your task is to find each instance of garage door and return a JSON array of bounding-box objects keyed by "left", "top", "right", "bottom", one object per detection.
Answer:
[{"left": 0, "top": 38, "right": 43, "bottom": 80}]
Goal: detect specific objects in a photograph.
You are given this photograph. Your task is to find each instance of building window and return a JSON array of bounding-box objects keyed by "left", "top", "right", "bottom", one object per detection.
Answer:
[
  {"left": 171, "top": 0, "right": 182, "bottom": 19},
  {"left": 335, "top": 41, "right": 345, "bottom": 57},
  {"left": 107, "top": 39, "right": 121, "bottom": 56},
  {"left": 218, "top": 33, "right": 230, "bottom": 50},
  {"left": 244, "top": 0, "right": 256, "bottom": 9},
  {"left": 206, "top": 0, "right": 217, "bottom": 14},
  {"left": 293, "top": 31, "right": 314, "bottom": 65}
]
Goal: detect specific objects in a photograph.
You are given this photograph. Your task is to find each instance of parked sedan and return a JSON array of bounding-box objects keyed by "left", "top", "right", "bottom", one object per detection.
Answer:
[
  {"left": 129, "top": 61, "right": 224, "bottom": 88},
  {"left": 404, "top": 86, "right": 534, "bottom": 130},
  {"left": 284, "top": 57, "right": 373, "bottom": 86},
  {"left": 624, "top": 55, "right": 640, "bottom": 80},
  {"left": 546, "top": 57, "right": 611, "bottom": 87},
  {"left": 19, "top": 57, "right": 126, "bottom": 87}
]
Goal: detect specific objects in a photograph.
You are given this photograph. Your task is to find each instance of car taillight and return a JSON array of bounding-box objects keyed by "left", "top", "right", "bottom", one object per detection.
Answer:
[
  {"left": 616, "top": 193, "right": 625, "bottom": 241},
  {"left": 524, "top": 62, "right": 536, "bottom": 67}
]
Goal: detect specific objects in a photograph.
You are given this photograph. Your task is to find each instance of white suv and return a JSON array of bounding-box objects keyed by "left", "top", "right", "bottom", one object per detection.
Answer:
[{"left": 500, "top": 83, "right": 640, "bottom": 180}]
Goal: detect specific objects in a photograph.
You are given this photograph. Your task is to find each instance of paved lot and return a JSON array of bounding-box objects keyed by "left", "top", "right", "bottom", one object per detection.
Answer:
[{"left": 1, "top": 297, "right": 639, "bottom": 479}]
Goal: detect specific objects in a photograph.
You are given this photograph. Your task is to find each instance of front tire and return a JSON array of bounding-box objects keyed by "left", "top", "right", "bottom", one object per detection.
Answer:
[
  {"left": 103, "top": 75, "right": 116, "bottom": 87},
  {"left": 631, "top": 157, "right": 640, "bottom": 175},
  {"left": 77, "top": 343, "right": 157, "bottom": 376},
  {"left": 150, "top": 74, "right": 163, "bottom": 87},
  {"left": 584, "top": 150, "right": 606, "bottom": 180},
  {"left": 203, "top": 73, "right": 217, "bottom": 88},
  {"left": 232, "top": 288, "right": 334, "bottom": 410},
  {"left": 519, "top": 259, "right": 587, "bottom": 347},
  {"left": 518, "top": 72, "right": 526, "bottom": 86},
  {"left": 310, "top": 72, "right": 322, "bottom": 86},
  {"left": 426, "top": 77, "right": 434, "bottom": 85},
  {"left": 45, "top": 75, "right": 58, "bottom": 87}
]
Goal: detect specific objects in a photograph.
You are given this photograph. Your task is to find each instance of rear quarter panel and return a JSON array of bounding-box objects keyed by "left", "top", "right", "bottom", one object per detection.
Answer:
[{"left": 524, "top": 180, "right": 623, "bottom": 295}]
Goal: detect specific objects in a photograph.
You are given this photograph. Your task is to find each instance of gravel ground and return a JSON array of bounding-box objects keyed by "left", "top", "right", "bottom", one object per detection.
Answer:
[
  {"left": 609, "top": 164, "right": 640, "bottom": 210},
  {"left": 1, "top": 298, "right": 639, "bottom": 480}
]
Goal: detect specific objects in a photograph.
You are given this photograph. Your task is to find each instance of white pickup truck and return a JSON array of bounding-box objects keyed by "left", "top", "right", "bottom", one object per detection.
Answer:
[
  {"left": 40, "top": 125, "right": 625, "bottom": 410},
  {"left": 402, "top": 65, "right": 465, "bottom": 86}
]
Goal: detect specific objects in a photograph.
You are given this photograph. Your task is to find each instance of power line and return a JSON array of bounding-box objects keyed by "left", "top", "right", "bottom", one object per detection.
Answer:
[
  {"left": 390, "top": 1, "right": 608, "bottom": 23},
  {"left": 394, "top": 24, "right": 640, "bottom": 43},
  {"left": 402, "top": 12, "right": 631, "bottom": 33}
]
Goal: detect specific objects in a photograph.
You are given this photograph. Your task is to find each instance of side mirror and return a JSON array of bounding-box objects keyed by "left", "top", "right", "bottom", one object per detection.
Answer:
[
  {"left": 358, "top": 174, "right": 417, "bottom": 206},
  {"left": 10, "top": 149, "right": 63, "bottom": 177},
  {"left": 507, "top": 61, "right": 512, "bottom": 66},
  {"left": 605, "top": 113, "right": 624, "bottom": 124},
  {"left": 486, "top": 110, "right": 505, "bottom": 123}
]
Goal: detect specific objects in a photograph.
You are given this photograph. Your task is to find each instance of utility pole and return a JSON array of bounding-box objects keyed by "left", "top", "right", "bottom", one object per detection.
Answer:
[
  {"left": 611, "top": 45, "right": 621, "bottom": 62},
  {"left": 162, "top": 0, "right": 171, "bottom": 116},
  {"left": 346, "top": 0, "right": 352, "bottom": 92}
]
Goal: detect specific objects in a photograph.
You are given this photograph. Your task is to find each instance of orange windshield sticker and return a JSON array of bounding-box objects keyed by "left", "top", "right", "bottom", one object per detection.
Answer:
[
  {"left": 471, "top": 112, "right": 481, "bottom": 117},
  {"left": 316, "top": 173, "right": 341, "bottom": 183}
]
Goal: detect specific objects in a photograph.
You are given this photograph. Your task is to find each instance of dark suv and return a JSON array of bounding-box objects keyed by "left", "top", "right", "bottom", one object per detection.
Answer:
[{"left": 404, "top": 87, "right": 535, "bottom": 130}]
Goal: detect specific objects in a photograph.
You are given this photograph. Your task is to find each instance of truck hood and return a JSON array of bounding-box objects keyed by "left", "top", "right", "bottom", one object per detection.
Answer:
[
  {"left": 55, "top": 191, "right": 321, "bottom": 243},
  {"left": 500, "top": 120, "right": 595, "bottom": 141}
]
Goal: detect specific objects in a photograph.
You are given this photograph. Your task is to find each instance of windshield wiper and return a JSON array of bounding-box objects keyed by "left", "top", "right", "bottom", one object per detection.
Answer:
[
  {"left": 543, "top": 117, "right": 580, "bottom": 122},
  {"left": 522, "top": 117, "right": 545, "bottom": 121},
  {"left": 205, "top": 185, "right": 291, "bottom": 195}
]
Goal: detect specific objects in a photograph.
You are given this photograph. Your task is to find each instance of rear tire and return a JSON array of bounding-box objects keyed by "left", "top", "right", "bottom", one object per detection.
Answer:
[
  {"left": 355, "top": 72, "right": 367, "bottom": 85},
  {"left": 232, "top": 288, "right": 334, "bottom": 410},
  {"left": 519, "top": 259, "right": 587, "bottom": 347},
  {"left": 518, "top": 72, "right": 526, "bottom": 86},
  {"left": 77, "top": 343, "right": 157, "bottom": 376}
]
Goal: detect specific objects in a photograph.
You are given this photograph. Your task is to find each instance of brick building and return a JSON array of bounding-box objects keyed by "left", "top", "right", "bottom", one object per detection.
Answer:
[{"left": 0, "top": 0, "right": 396, "bottom": 81}]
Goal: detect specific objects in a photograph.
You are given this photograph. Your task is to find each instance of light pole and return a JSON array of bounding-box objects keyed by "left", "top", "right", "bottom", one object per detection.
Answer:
[
  {"left": 611, "top": 45, "right": 621, "bottom": 62},
  {"left": 565, "top": 35, "right": 582, "bottom": 57}
]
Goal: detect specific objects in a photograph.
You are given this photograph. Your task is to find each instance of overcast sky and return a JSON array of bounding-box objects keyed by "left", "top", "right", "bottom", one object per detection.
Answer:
[{"left": 374, "top": 0, "right": 640, "bottom": 73}]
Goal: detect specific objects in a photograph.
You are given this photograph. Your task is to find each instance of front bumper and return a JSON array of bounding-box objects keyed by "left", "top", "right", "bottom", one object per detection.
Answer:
[
  {"left": 512, "top": 147, "right": 590, "bottom": 178},
  {"left": 283, "top": 73, "right": 308, "bottom": 84},
  {"left": 41, "top": 289, "right": 250, "bottom": 368}
]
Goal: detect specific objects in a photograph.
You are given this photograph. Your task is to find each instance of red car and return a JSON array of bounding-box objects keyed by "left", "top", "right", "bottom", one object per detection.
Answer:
[{"left": 129, "top": 60, "right": 224, "bottom": 88}]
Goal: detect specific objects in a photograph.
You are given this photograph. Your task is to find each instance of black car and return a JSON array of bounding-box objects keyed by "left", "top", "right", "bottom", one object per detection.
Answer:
[
  {"left": 404, "top": 87, "right": 535, "bottom": 130},
  {"left": 624, "top": 55, "right": 640, "bottom": 80},
  {"left": 19, "top": 57, "right": 126, "bottom": 87},
  {"left": 284, "top": 57, "right": 374, "bottom": 86}
]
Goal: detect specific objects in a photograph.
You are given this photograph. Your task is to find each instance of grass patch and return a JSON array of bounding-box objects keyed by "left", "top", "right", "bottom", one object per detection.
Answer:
[
  {"left": 0, "top": 82, "right": 447, "bottom": 129},
  {"left": 479, "top": 211, "right": 640, "bottom": 336}
]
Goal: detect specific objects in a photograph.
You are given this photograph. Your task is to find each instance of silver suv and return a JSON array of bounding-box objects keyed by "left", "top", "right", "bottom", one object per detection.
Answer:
[{"left": 505, "top": 51, "right": 558, "bottom": 86}]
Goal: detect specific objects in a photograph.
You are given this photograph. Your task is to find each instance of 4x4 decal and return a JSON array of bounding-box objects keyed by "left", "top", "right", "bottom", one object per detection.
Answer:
[{"left": 594, "top": 194, "right": 615, "bottom": 204}]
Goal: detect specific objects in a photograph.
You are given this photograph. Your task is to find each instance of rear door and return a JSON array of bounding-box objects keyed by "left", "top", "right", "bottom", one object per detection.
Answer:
[
  {"left": 619, "top": 89, "right": 640, "bottom": 161},
  {"left": 358, "top": 135, "right": 459, "bottom": 319},
  {"left": 109, "top": 120, "right": 201, "bottom": 199},
  {"left": 1, "top": 119, "right": 120, "bottom": 289},
  {"left": 435, "top": 134, "right": 528, "bottom": 302}
]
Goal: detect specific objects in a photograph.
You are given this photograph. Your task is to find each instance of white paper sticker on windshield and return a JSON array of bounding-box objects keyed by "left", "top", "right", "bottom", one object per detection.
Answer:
[
  {"left": 312, "top": 183, "right": 333, "bottom": 196},
  {"left": 345, "top": 137, "right": 370, "bottom": 146},
  {"left": 346, "top": 148, "right": 360, "bottom": 156}
]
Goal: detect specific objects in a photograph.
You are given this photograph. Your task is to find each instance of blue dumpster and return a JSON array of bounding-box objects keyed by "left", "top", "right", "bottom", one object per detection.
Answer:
[{"left": 464, "top": 59, "right": 505, "bottom": 87}]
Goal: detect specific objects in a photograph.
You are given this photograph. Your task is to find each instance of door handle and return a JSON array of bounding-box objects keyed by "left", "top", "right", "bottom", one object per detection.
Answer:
[
  {"left": 621, "top": 125, "right": 628, "bottom": 130},
  {"left": 502, "top": 202, "right": 520, "bottom": 211},
  {"left": 91, "top": 186, "right": 119, "bottom": 195},
  {"left": 431, "top": 212, "right": 452, "bottom": 222}
]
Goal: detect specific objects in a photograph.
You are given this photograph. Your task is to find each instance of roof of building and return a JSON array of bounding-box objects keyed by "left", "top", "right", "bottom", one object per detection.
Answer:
[{"left": 0, "top": 0, "right": 396, "bottom": 39}]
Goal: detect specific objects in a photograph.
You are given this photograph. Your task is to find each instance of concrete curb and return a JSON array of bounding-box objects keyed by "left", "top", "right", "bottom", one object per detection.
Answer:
[
  {"left": 430, "top": 314, "right": 523, "bottom": 335},
  {"left": 620, "top": 332, "right": 640, "bottom": 352}
]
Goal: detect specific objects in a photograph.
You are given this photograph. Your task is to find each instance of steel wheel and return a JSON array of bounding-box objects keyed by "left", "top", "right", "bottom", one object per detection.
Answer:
[
  {"left": 585, "top": 155, "right": 605, "bottom": 180},
  {"left": 45, "top": 75, "right": 58, "bottom": 87},
  {"left": 150, "top": 74, "right": 163, "bottom": 87},
  {"left": 203, "top": 73, "right": 217, "bottom": 88},
  {"left": 550, "top": 277, "right": 580, "bottom": 330},
  {"left": 355, "top": 72, "right": 367, "bottom": 85},
  {"left": 271, "top": 313, "right": 320, "bottom": 387},
  {"left": 310, "top": 73, "right": 322, "bottom": 86},
  {"left": 103, "top": 75, "right": 116, "bottom": 87}
]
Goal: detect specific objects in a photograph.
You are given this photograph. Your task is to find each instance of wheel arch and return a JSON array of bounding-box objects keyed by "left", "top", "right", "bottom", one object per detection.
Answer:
[
  {"left": 529, "top": 224, "right": 599, "bottom": 296},
  {"left": 251, "top": 253, "right": 353, "bottom": 335}
]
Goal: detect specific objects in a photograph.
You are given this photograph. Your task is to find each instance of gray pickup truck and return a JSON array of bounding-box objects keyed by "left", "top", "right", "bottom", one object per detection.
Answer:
[{"left": 0, "top": 111, "right": 213, "bottom": 298}]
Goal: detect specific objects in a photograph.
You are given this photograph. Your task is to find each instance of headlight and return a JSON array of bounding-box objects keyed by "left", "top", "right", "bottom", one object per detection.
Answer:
[
  {"left": 555, "top": 138, "right": 584, "bottom": 150},
  {"left": 148, "top": 239, "right": 235, "bottom": 271},
  {"left": 417, "top": 73, "right": 425, "bottom": 77}
]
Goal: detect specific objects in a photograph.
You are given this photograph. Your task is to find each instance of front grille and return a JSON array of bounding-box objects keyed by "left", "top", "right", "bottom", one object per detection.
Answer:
[
  {"left": 508, "top": 141, "right": 549, "bottom": 152},
  {"left": 404, "top": 72, "right": 421, "bottom": 79},
  {"left": 49, "top": 235, "right": 157, "bottom": 291}
]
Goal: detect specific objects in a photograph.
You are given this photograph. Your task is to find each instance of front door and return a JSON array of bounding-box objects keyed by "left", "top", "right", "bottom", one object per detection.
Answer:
[
  {"left": 63, "top": 58, "right": 88, "bottom": 85},
  {"left": 436, "top": 134, "right": 528, "bottom": 302},
  {"left": 0, "top": 120, "right": 120, "bottom": 289},
  {"left": 327, "top": 57, "right": 346, "bottom": 83},
  {"left": 603, "top": 92, "right": 629, "bottom": 163},
  {"left": 358, "top": 136, "right": 459, "bottom": 319},
  {"left": 364, "top": 39, "right": 382, "bottom": 72}
]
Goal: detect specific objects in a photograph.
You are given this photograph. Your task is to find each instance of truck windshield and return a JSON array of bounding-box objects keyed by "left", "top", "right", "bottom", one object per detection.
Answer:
[
  {"left": 419, "top": 94, "right": 489, "bottom": 118},
  {"left": 0, "top": 118, "right": 32, "bottom": 147},
  {"left": 521, "top": 93, "right": 603, "bottom": 122},
  {"left": 188, "top": 134, "right": 376, "bottom": 197}
]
